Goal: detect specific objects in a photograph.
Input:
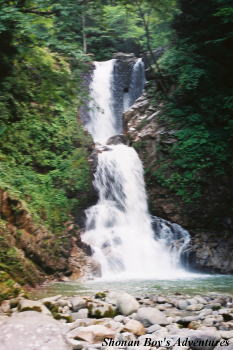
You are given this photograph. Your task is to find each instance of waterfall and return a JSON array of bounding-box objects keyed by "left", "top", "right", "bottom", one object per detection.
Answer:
[
  {"left": 123, "top": 58, "right": 145, "bottom": 112},
  {"left": 82, "top": 58, "right": 190, "bottom": 279},
  {"left": 85, "top": 60, "right": 116, "bottom": 143}
]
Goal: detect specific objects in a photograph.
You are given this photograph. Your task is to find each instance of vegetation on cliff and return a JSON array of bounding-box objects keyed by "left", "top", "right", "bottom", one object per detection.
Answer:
[
  {"left": 149, "top": 0, "right": 233, "bottom": 227},
  {"left": 0, "top": 0, "right": 93, "bottom": 289}
]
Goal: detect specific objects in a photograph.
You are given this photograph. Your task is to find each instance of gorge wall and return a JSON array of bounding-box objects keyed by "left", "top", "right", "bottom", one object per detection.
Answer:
[{"left": 124, "top": 94, "right": 233, "bottom": 274}]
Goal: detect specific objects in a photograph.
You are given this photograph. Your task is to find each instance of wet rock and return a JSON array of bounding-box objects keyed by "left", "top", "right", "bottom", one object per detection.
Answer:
[
  {"left": 67, "top": 324, "right": 115, "bottom": 344},
  {"left": 136, "top": 307, "right": 169, "bottom": 327},
  {"left": 106, "top": 134, "right": 127, "bottom": 145},
  {"left": 0, "top": 311, "right": 70, "bottom": 350},
  {"left": 123, "top": 319, "right": 146, "bottom": 336}
]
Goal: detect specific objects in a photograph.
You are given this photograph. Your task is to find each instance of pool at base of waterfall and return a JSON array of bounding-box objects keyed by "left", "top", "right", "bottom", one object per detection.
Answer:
[{"left": 30, "top": 275, "right": 233, "bottom": 299}]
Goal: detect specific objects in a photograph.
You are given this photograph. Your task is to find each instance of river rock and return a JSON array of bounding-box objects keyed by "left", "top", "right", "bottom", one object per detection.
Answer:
[
  {"left": 0, "top": 300, "right": 10, "bottom": 313},
  {"left": 186, "top": 303, "right": 204, "bottom": 311},
  {"left": 214, "top": 345, "right": 233, "bottom": 350},
  {"left": 71, "top": 309, "right": 88, "bottom": 320},
  {"left": 220, "top": 331, "right": 233, "bottom": 339},
  {"left": 123, "top": 319, "right": 146, "bottom": 336},
  {"left": 67, "top": 324, "right": 115, "bottom": 344},
  {"left": 87, "top": 300, "right": 117, "bottom": 318},
  {"left": 136, "top": 307, "right": 169, "bottom": 326},
  {"left": 177, "top": 300, "right": 189, "bottom": 310},
  {"left": 70, "top": 297, "right": 86, "bottom": 312},
  {"left": 18, "top": 299, "right": 51, "bottom": 316},
  {"left": 106, "top": 292, "right": 139, "bottom": 316},
  {"left": 188, "top": 331, "right": 220, "bottom": 350},
  {"left": 0, "top": 311, "right": 70, "bottom": 350},
  {"left": 146, "top": 324, "right": 162, "bottom": 333}
]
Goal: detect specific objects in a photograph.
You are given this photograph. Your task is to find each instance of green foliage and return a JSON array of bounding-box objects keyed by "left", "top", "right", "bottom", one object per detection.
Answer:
[
  {"left": 152, "top": 0, "right": 233, "bottom": 212},
  {"left": 0, "top": 1, "right": 92, "bottom": 232}
]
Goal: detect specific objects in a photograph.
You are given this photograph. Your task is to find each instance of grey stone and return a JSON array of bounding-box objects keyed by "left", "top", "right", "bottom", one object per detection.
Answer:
[
  {"left": 18, "top": 299, "right": 51, "bottom": 316},
  {"left": 106, "top": 292, "right": 139, "bottom": 316},
  {"left": 136, "top": 307, "right": 169, "bottom": 327},
  {"left": 186, "top": 304, "right": 204, "bottom": 311},
  {"left": 71, "top": 309, "right": 88, "bottom": 320},
  {"left": 177, "top": 300, "right": 189, "bottom": 310},
  {"left": 67, "top": 324, "right": 115, "bottom": 344},
  {"left": 146, "top": 324, "right": 162, "bottom": 333},
  {"left": 87, "top": 300, "right": 117, "bottom": 318},
  {"left": 0, "top": 311, "right": 70, "bottom": 350},
  {"left": 70, "top": 297, "right": 86, "bottom": 312},
  {"left": 189, "top": 332, "right": 220, "bottom": 350},
  {"left": 220, "top": 331, "right": 233, "bottom": 339}
]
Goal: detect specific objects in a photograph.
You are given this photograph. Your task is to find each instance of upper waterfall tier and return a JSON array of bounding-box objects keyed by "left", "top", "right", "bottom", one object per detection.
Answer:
[{"left": 83, "top": 56, "right": 145, "bottom": 144}]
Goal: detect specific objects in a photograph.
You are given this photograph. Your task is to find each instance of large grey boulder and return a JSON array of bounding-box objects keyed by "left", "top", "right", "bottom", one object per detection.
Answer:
[
  {"left": 106, "top": 291, "right": 139, "bottom": 316},
  {"left": 0, "top": 311, "right": 71, "bottom": 350},
  {"left": 136, "top": 307, "right": 169, "bottom": 326}
]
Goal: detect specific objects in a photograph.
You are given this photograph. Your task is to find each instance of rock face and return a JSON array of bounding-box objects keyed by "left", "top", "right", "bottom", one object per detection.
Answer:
[
  {"left": 124, "top": 94, "right": 233, "bottom": 273},
  {"left": 106, "top": 134, "right": 127, "bottom": 145},
  {"left": 0, "top": 183, "right": 96, "bottom": 295},
  {"left": 112, "top": 52, "right": 138, "bottom": 132}
]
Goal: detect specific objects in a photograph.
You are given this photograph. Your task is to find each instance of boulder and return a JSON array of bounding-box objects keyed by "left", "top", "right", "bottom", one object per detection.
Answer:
[
  {"left": 189, "top": 331, "right": 220, "bottom": 350},
  {"left": 70, "top": 297, "right": 86, "bottom": 312},
  {"left": 71, "top": 309, "right": 88, "bottom": 320},
  {"left": 87, "top": 300, "right": 117, "bottom": 318},
  {"left": 106, "top": 291, "right": 139, "bottom": 316},
  {"left": 123, "top": 319, "right": 146, "bottom": 336},
  {"left": 117, "top": 293, "right": 139, "bottom": 316},
  {"left": 136, "top": 307, "right": 169, "bottom": 327},
  {"left": 177, "top": 300, "right": 189, "bottom": 310},
  {"left": 67, "top": 324, "right": 115, "bottom": 344},
  {"left": 0, "top": 311, "right": 70, "bottom": 350},
  {"left": 18, "top": 299, "right": 51, "bottom": 316},
  {"left": 220, "top": 331, "right": 233, "bottom": 339}
]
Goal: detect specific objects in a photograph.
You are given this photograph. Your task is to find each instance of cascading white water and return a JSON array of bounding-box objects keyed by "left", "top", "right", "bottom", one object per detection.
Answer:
[
  {"left": 82, "top": 58, "right": 191, "bottom": 279},
  {"left": 123, "top": 58, "right": 145, "bottom": 112},
  {"left": 85, "top": 60, "right": 116, "bottom": 143}
]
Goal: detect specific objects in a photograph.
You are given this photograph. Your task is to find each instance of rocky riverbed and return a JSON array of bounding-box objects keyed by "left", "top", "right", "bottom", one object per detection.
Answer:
[{"left": 1, "top": 291, "right": 233, "bottom": 350}]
